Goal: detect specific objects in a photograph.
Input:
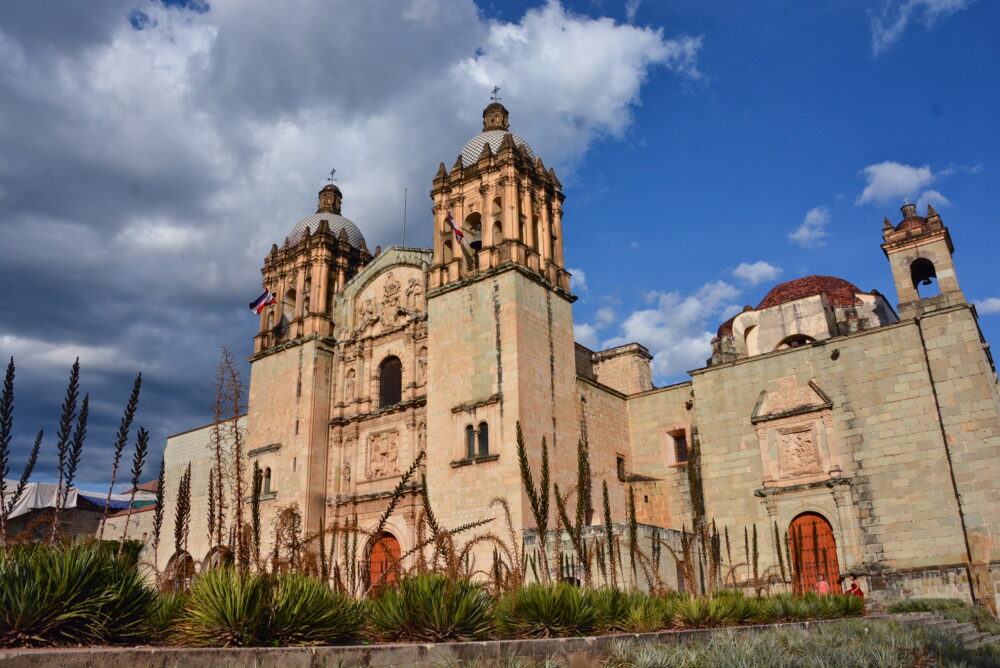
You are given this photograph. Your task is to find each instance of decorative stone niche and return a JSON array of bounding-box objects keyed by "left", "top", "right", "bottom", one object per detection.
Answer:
[{"left": 752, "top": 377, "right": 842, "bottom": 488}]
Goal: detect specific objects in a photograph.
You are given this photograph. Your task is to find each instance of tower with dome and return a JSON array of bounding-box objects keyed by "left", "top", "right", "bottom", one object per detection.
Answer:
[{"left": 150, "top": 101, "right": 1000, "bottom": 610}]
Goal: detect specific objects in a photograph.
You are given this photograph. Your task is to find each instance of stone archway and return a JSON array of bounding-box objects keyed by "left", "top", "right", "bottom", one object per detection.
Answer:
[
  {"left": 368, "top": 532, "right": 401, "bottom": 588},
  {"left": 789, "top": 512, "right": 842, "bottom": 594}
]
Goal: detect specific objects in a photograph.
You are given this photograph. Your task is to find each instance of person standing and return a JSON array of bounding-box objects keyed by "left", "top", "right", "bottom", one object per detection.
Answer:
[{"left": 816, "top": 574, "right": 830, "bottom": 594}]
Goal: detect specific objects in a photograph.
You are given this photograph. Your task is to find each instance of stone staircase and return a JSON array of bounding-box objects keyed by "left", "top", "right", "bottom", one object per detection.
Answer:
[{"left": 879, "top": 611, "right": 1000, "bottom": 650}]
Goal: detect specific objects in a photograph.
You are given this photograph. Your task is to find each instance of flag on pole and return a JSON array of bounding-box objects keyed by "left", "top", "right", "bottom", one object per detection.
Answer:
[
  {"left": 446, "top": 211, "right": 464, "bottom": 244},
  {"left": 249, "top": 288, "right": 277, "bottom": 314}
]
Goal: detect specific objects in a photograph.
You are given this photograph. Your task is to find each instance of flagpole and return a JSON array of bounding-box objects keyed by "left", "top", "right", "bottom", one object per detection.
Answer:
[{"left": 402, "top": 188, "right": 408, "bottom": 247}]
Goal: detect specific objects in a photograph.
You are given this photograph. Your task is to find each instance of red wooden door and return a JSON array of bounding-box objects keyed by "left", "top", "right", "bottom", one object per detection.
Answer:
[
  {"left": 368, "top": 532, "right": 401, "bottom": 588},
  {"left": 789, "top": 513, "right": 842, "bottom": 594}
]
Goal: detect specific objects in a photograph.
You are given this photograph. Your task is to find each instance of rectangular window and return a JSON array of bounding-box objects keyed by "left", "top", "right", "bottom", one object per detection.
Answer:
[
  {"left": 616, "top": 455, "right": 626, "bottom": 482},
  {"left": 672, "top": 431, "right": 689, "bottom": 464}
]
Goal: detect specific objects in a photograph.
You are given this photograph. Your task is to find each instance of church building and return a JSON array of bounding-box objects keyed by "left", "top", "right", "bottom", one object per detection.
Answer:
[{"left": 154, "top": 102, "right": 1000, "bottom": 610}]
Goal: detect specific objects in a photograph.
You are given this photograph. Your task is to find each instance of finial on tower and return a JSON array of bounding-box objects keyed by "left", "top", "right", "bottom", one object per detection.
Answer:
[
  {"left": 317, "top": 180, "right": 343, "bottom": 215},
  {"left": 482, "top": 89, "right": 510, "bottom": 132}
]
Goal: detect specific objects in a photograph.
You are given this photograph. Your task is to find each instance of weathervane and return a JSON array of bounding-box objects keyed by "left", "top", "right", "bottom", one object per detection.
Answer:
[
  {"left": 327, "top": 168, "right": 337, "bottom": 183},
  {"left": 490, "top": 86, "right": 501, "bottom": 103}
]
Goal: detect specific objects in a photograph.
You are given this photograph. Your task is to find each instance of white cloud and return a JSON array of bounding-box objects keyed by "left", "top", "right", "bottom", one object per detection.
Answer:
[
  {"left": 0, "top": 0, "right": 702, "bottom": 481},
  {"left": 870, "top": 0, "right": 976, "bottom": 55},
  {"left": 857, "top": 161, "right": 935, "bottom": 205},
  {"left": 574, "top": 323, "right": 600, "bottom": 349},
  {"left": 917, "top": 189, "right": 950, "bottom": 210},
  {"left": 975, "top": 298, "right": 1000, "bottom": 315},
  {"left": 625, "top": 0, "right": 643, "bottom": 23},
  {"left": 789, "top": 207, "right": 830, "bottom": 248},
  {"left": 569, "top": 267, "right": 588, "bottom": 294},
  {"left": 732, "top": 261, "right": 782, "bottom": 285},
  {"left": 0, "top": 334, "right": 140, "bottom": 373},
  {"left": 603, "top": 280, "right": 740, "bottom": 378}
]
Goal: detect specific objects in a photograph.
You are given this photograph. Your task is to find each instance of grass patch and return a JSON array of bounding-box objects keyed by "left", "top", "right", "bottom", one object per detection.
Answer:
[
  {"left": 605, "top": 618, "right": 1000, "bottom": 668},
  {"left": 887, "top": 597, "right": 1000, "bottom": 636}
]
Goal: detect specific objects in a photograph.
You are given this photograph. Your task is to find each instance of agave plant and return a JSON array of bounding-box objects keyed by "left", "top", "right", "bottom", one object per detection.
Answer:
[
  {"left": 496, "top": 582, "right": 599, "bottom": 638},
  {"left": 620, "top": 594, "right": 676, "bottom": 633},
  {"left": 270, "top": 572, "right": 362, "bottom": 645},
  {"left": 0, "top": 543, "right": 155, "bottom": 647},
  {"left": 147, "top": 590, "right": 188, "bottom": 640},
  {"left": 175, "top": 567, "right": 270, "bottom": 647},
  {"left": 367, "top": 573, "right": 492, "bottom": 642}
]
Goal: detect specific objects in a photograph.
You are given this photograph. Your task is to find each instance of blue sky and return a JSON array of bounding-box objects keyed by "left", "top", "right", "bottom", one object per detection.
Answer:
[{"left": 1, "top": 0, "right": 997, "bottom": 485}]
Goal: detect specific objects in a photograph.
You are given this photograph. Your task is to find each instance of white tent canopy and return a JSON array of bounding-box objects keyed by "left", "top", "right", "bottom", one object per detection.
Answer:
[{"left": 2, "top": 479, "right": 155, "bottom": 519}]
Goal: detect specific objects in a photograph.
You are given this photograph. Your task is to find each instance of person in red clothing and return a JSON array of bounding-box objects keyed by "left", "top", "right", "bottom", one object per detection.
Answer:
[
  {"left": 847, "top": 574, "right": 864, "bottom": 597},
  {"left": 816, "top": 574, "right": 830, "bottom": 594}
]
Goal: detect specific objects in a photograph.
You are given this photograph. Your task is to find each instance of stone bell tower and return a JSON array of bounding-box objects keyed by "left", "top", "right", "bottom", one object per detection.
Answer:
[
  {"left": 246, "top": 184, "right": 371, "bottom": 542},
  {"left": 881, "top": 203, "right": 965, "bottom": 319},
  {"left": 428, "top": 102, "right": 570, "bottom": 292},
  {"left": 424, "top": 102, "right": 580, "bottom": 540}
]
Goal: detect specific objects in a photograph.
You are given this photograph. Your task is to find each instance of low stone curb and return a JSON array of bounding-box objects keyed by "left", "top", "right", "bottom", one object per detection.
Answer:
[{"left": 0, "top": 616, "right": 943, "bottom": 668}]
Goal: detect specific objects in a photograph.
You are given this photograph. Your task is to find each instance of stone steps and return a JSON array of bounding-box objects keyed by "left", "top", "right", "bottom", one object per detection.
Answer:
[{"left": 883, "top": 611, "right": 1000, "bottom": 649}]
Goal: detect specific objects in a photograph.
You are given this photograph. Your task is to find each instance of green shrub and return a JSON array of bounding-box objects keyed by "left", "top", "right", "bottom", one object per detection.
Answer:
[
  {"left": 620, "top": 595, "right": 676, "bottom": 633},
  {"left": 368, "top": 574, "right": 492, "bottom": 642},
  {"left": 0, "top": 543, "right": 155, "bottom": 647},
  {"left": 270, "top": 572, "right": 362, "bottom": 645},
  {"left": 176, "top": 568, "right": 270, "bottom": 647},
  {"left": 496, "top": 582, "right": 599, "bottom": 638},
  {"left": 147, "top": 590, "right": 187, "bottom": 640}
]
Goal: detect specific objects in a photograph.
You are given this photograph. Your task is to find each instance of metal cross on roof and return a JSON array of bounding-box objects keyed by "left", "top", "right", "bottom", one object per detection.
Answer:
[
  {"left": 327, "top": 168, "right": 337, "bottom": 183},
  {"left": 490, "top": 86, "right": 501, "bottom": 103}
]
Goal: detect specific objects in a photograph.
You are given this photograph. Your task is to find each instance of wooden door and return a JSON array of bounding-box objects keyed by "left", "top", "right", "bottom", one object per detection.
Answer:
[
  {"left": 368, "top": 532, "right": 401, "bottom": 588},
  {"left": 789, "top": 513, "right": 842, "bottom": 594}
]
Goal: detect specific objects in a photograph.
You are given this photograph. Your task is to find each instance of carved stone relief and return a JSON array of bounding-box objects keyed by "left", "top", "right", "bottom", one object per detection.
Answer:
[
  {"left": 778, "top": 427, "right": 821, "bottom": 475},
  {"left": 406, "top": 278, "right": 425, "bottom": 311},
  {"left": 416, "top": 420, "right": 426, "bottom": 455},
  {"left": 344, "top": 368, "right": 356, "bottom": 402},
  {"left": 366, "top": 429, "right": 400, "bottom": 479},
  {"left": 417, "top": 347, "right": 428, "bottom": 384},
  {"left": 380, "top": 272, "right": 401, "bottom": 328}
]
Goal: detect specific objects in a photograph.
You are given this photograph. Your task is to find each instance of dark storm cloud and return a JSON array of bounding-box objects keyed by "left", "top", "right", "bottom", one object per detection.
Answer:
[{"left": 0, "top": 0, "right": 696, "bottom": 485}]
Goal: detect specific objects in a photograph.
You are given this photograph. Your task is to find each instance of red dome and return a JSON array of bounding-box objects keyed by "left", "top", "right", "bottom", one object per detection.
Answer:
[{"left": 757, "top": 275, "right": 863, "bottom": 310}]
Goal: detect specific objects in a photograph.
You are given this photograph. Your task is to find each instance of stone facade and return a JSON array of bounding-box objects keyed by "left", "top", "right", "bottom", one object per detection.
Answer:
[{"left": 147, "top": 103, "right": 1000, "bottom": 610}]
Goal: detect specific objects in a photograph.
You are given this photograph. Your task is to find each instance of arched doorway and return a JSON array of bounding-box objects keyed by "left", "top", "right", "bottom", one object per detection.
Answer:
[
  {"left": 368, "top": 532, "right": 401, "bottom": 588},
  {"left": 789, "top": 512, "right": 842, "bottom": 594}
]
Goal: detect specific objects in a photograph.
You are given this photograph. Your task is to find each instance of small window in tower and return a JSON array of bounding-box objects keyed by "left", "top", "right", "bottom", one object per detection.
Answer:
[
  {"left": 263, "top": 467, "right": 272, "bottom": 494},
  {"left": 465, "top": 425, "right": 476, "bottom": 460},
  {"left": 672, "top": 431, "right": 689, "bottom": 464},
  {"left": 379, "top": 356, "right": 402, "bottom": 408},
  {"left": 477, "top": 421, "right": 489, "bottom": 456},
  {"left": 616, "top": 455, "right": 626, "bottom": 482}
]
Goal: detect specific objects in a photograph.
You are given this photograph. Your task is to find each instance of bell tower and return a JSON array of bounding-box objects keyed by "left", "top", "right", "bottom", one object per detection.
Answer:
[
  {"left": 424, "top": 102, "right": 579, "bottom": 546},
  {"left": 428, "top": 102, "right": 569, "bottom": 292},
  {"left": 881, "top": 203, "right": 965, "bottom": 319}
]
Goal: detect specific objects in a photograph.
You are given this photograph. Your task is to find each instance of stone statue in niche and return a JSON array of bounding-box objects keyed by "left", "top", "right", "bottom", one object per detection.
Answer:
[
  {"left": 359, "top": 297, "right": 377, "bottom": 330},
  {"left": 342, "top": 463, "right": 351, "bottom": 484},
  {"left": 381, "top": 272, "right": 401, "bottom": 327},
  {"left": 780, "top": 429, "right": 820, "bottom": 474},
  {"left": 344, "top": 369, "right": 356, "bottom": 402},
  {"left": 406, "top": 277, "right": 425, "bottom": 311},
  {"left": 416, "top": 420, "right": 426, "bottom": 454},
  {"left": 417, "top": 347, "right": 427, "bottom": 383},
  {"left": 368, "top": 429, "right": 399, "bottom": 479}
]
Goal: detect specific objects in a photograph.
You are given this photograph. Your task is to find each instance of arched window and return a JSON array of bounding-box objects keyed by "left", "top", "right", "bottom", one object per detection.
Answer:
[
  {"left": 775, "top": 334, "right": 816, "bottom": 351},
  {"left": 911, "top": 258, "right": 940, "bottom": 297},
  {"left": 492, "top": 221, "right": 503, "bottom": 245},
  {"left": 283, "top": 288, "right": 296, "bottom": 322},
  {"left": 443, "top": 239, "right": 454, "bottom": 263},
  {"left": 743, "top": 325, "right": 758, "bottom": 356},
  {"left": 465, "top": 425, "right": 476, "bottom": 460},
  {"left": 465, "top": 212, "right": 483, "bottom": 252},
  {"left": 789, "top": 512, "right": 842, "bottom": 595},
  {"left": 263, "top": 467, "right": 272, "bottom": 494},
  {"left": 379, "top": 356, "right": 402, "bottom": 408},
  {"left": 477, "top": 421, "right": 489, "bottom": 456},
  {"left": 531, "top": 215, "right": 540, "bottom": 251},
  {"left": 303, "top": 276, "right": 311, "bottom": 314}
]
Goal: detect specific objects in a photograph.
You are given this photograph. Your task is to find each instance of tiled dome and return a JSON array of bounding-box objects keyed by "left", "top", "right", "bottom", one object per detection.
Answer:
[
  {"left": 288, "top": 213, "right": 365, "bottom": 248},
  {"left": 461, "top": 130, "right": 535, "bottom": 165},
  {"left": 757, "top": 275, "right": 863, "bottom": 310}
]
